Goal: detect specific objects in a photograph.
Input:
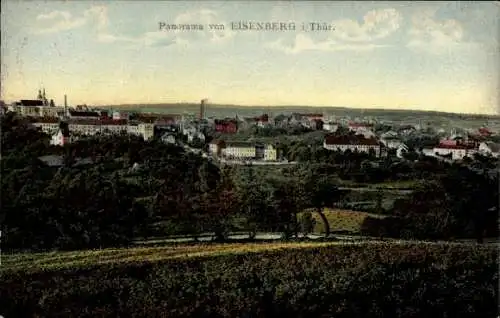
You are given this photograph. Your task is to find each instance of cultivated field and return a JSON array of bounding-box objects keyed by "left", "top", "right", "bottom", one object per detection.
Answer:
[{"left": 299, "top": 208, "right": 386, "bottom": 234}]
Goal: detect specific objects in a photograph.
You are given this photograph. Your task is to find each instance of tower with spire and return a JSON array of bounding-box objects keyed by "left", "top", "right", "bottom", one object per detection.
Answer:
[
  {"left": 42, "top": 88, "right": 48, "bottom": 106},
  {"left": 37, "top": 89, "right": 43, "bottom": 100}
]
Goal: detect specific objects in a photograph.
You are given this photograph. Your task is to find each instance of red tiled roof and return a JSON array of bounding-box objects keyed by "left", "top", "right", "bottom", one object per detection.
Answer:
[
  {"left": 325, "top": 134, "right": 380, "bottom": 146},
  {"left": 68, "top": 119, "right": 128, "bottom": 126},
  {"left": 215, "top": 119, "right": 238, "bottom": 125}
]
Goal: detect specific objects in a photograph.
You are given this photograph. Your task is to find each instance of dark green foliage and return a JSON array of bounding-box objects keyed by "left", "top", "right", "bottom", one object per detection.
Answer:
[{"left": 1, "top": 244, "right": 497, "bottom": 317}]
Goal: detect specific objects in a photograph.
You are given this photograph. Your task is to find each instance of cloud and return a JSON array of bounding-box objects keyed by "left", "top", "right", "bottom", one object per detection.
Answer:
[
  {"left": 34, "top": 10, "right": 87, "bottom": 34},
  {"left": 406, "top": 8, "right": 467, "bottom": 53},
  {"left": 34, "top": 6, "right": 109, "bottom": 35},
  {"left": 33, "top": 6, "right": 234, "bottom": 48},
  {"left": 267, "top": 8, "right": 400, "bottom": 54},
  {"left": 267, "top": 34, "right": 388, "bottom": 55},
  {"left": 332, "top": 8, "right": 402, "bottom": 42}
]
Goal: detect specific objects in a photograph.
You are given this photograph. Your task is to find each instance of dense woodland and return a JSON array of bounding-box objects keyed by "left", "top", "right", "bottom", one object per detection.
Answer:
[{"left": 1, "top": 112, "right": 498, "bottom": 251}]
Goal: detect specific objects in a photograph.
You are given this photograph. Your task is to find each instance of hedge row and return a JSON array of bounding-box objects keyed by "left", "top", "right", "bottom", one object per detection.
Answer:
[{"left": 1, "top": 243, "right": 498, "bottom": 317}]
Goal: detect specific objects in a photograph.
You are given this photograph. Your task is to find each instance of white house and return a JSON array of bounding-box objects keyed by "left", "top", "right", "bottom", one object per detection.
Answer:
[
  {"left": 127, "top": 122, "right": 140, "bottom": 136},
  {"left": 138, "top": 123, "right": 155, "bottom": 141},
  {"left": 323, "top": 134, "right": 382, "bottom": 157},
  {"left": 380, "top": 135, "right": 403, "bottom": 149},
  {"left": 396, "top": 144, "right": 409, "bottom": 159},
  {"left": 323, "top": 122, "right": 339, "bottom": 132},
  {"left": 348, "top": 122, "right": 374, "bottom": 134},
  {"left": 101, "top": 120, "right": 128, "bottom": 135},
  {"left": 31, "top": 117, "right": 60, "bottom": 134},
  {"left": 223, "top": 142, "right": 256, "bottom": 159},
  {"left": 50, "top": 125, "right": 70, "bottom": 146},
  {"left": 432, "top": 144, "right": 478, "bottom": 161},
  {"left": 263, "top": 145, "right": 277, "bottom": 161},
  {"left": 187, "top": 132, "right": 205, "bottom": 143},
  {"left": 161, "top": 133, "right": 176, "bottom": 144},
  {"left": 209, "top": 140, "right": 257, "bottom": 159},
  {"left": 478, "top": 142, "right": 500, "bottom": 158}
]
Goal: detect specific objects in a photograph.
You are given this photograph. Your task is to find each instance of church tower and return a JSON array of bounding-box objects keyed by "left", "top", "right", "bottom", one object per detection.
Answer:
[{"left": 42, "top": 88, "right": 48, "bottom": 106}]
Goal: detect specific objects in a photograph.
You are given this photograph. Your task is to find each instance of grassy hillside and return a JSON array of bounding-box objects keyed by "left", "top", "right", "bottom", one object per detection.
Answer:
[
  {"left": 1, "top": 242, "right": 497, "bottom": 317},
  {"left": 299, "top": 208, "right": 386, "bottom": 234}
]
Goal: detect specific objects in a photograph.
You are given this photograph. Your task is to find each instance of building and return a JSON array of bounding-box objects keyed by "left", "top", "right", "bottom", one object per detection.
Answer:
[
  {"left": 9, "top": 89, "right": 66, "bottom": 118},
  {"left": 68, "top": 110, "right": 100, "bottom": 120},
  {"left": 161, "top": 133, "right": 177, "bottom": 144},
  {"left": 478, "top": 127, "right": 493, "bottom": 137},
  {"left": 380, "top": 131, "right": 403, "bottom": 149},
  {"left": 214, "top": 119, "right": 238, "bottom": 133},
  {"left": 323, "top": 134, "right": 383, "bottom": 157},
  {"left": 323, "top": 122, "right": 340, "bottom": 132},
  {"left": 263, "top": 144, "right": 277, "bottom": 161},
  {"left": 222, "top": 141, "right": 256, "bottom": 159},
  {"left": 67, "top": 119, "right": 103, "bottom": 135},
  {"left": 298, "top": 113, "right": 323, "bottom": 121},
  {"left": 50, "top": 123, "right": 70, "bottom": 146},
  {"left": 138, "top": 123, "right": 155, "bottom": 141},
  {"left": 209, "top": 140, "right": 262, "bottom": 160},
  {"left": 256, "top": 114, "right": 269, "bottom": 127},
  {"left": 348, "top": 122, "right": 374, "bottom": 133},
  {"left": 478, "top": 142, "right": 500, "bottom": 158},
  {"left": 112, "top": 111, "right": 129, "bottom": 120},
  {"left": 128, "top": 121, "right": 155, "bottom": 141},
  {"left": 396, "top": 143, "right": 409, "bottom": 159},
  {"left": 30, "top": 117, "right": 60, "bottom": 134},
  {"left": 398, "top": 125, "right": 417, "bottom": 136},
  {"left": 200, "top": 99, "right": 208, "bottom": 120},
  {"left": 432, "top": 143, "right": 478, "bottom": 161}
]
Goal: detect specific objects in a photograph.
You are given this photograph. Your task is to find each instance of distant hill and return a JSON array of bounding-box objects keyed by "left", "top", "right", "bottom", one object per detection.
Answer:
[{"left": 100, "top": 103, "right": 500, "bottom": 121}]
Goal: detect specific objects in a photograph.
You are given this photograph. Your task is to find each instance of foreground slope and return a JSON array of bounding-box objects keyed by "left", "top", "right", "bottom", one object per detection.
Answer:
[{"left": 1, "top": 241, "right": 498, "bottom": 317}]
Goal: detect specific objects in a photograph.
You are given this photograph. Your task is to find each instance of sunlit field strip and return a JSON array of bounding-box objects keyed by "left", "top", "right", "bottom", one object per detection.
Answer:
[{"left": 1, "top": 240, "right": 487, "bottom": 273}]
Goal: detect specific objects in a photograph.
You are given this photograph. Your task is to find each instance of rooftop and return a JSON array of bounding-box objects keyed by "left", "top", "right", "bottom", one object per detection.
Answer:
[
  {"left": 324, "top": 134, "right": 381, "bottom": 146},
  {"left": 19, "top": 100, "right": 44, "bottom": 106},
  {"left": 69, "top": 110, "right": 100, "bottom": 117}
]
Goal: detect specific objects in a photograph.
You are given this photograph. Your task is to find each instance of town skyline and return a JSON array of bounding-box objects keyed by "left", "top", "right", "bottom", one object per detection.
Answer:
[{"left": 1, "top": 1, "right": 499, "bottom": 115}]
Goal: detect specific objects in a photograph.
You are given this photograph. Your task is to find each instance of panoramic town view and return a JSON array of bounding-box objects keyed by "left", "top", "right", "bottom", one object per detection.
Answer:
[{"left": 1, "top": 1, "right": 499, "bottom": 317}]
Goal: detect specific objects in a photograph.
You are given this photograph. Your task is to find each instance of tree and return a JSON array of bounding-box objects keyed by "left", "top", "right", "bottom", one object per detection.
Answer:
[
  {"left": 201, "top": 168, "right": 240, "bottom": 241},
  {"left": 301, "top": 169, "right": 342, "bottom": 237},
  {"left": 299, "top": 211, "right": 315, "bottom": 236}
]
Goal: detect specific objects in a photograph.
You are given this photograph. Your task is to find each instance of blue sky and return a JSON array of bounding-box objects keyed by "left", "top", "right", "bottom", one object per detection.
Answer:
[{"left": 1, "top": 1, "right": 499, "bottom": 114}]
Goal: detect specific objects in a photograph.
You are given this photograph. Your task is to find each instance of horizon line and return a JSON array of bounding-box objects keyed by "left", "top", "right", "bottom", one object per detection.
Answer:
[{"left": 96, "top": 102, "right": 500, "bottom": 118}]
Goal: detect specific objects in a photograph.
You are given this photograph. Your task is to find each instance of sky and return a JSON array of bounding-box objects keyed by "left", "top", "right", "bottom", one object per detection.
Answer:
[{"left": 1, "top": 1, "right": 499, "bottom": 115}]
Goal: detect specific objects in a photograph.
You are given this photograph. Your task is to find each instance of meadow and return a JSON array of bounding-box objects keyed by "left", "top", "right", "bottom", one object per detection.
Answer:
[{"left": 299, "top": 208, "right": 386, "bottom": 234}]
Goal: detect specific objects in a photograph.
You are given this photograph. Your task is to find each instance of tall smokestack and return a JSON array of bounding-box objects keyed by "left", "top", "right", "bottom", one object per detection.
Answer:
[
  {"left": 200, "top": 99, "right": 207, "bottom": 119},
  {"left": 64, "top": 95, "right": 67, "bottom": 107}
]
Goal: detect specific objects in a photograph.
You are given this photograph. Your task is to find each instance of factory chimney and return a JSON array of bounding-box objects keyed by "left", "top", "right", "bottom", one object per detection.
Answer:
[{"left": 200, "top": 98, "right": 208, "bottom": 120}]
